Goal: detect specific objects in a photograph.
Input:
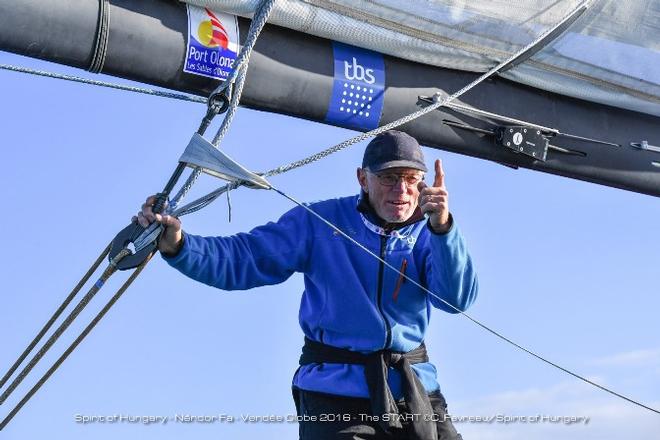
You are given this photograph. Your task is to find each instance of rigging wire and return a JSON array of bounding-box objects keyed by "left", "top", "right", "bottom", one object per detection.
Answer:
[
  {"left": 167, "top": 0, "right": 656, "bottom": 415},
  {"left": 0, "top": 0, "right": 277, "bottom": 424},
  {"left": 0, "top": 250, "right": 154, "bottom": 431},
  {"left": 0, "top": 246, "right": 129, "bottom": 404},
  {"left": 0, "top": 244, "right": 110, "bottom": 391},
  {"left": 168, "top": 0, "right": 278, "bottom": 213},
  {"left": 269, "top": 186, "right": 660, "bottom": 416},
  {"left": 0, "top": 62, "right": 617, "bottom": 152},
  {"left": 0, "top": 64, "right": 208, "bottom": 104},
  {"left": 0, "top": 0, "right": 586, "bottom": 383},
  {"left": 172, "top": 0, "right": 593, "bottom": 218},
  {"left": 4, "top": 0, "right": 653, "bottom": 427}
]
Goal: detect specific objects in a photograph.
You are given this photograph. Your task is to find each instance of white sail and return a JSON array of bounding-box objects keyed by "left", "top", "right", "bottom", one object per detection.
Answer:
[{"left": 184, "top": 0, "right": 660, "bottom": 116}]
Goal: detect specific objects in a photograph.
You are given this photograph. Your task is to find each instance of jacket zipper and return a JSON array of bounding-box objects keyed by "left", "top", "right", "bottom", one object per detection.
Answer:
[
  {"left": 391, "top": 258, "right": 408, "bottom": 302},
  {"left": 376, "top": 234, "right": 392, "bottom": 349}
]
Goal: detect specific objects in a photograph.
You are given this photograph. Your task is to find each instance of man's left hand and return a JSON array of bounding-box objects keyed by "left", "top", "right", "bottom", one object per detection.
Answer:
[{"left": 418, "top": 159, "right": 451, "bottom": 233}]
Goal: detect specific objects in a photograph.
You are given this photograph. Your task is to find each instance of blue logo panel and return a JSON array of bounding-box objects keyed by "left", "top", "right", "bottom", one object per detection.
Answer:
[{"left": 325, "top": 42, "right": 385, "bottom": 130}]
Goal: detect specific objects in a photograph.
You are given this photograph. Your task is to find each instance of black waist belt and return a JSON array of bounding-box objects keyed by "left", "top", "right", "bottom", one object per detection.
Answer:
[{"left": 299, "top": 337, "right": 437, "bottom": 440}]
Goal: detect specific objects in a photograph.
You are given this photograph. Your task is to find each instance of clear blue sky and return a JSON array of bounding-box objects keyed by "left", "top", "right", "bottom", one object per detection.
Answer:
[{"left": 1, "top": 51, "right": 659, "bottom": 439}]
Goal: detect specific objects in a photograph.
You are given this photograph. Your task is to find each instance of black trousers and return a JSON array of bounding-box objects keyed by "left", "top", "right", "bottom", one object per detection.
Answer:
[{"left": 292, "top": 388, "right": 463, "bottom": 440}]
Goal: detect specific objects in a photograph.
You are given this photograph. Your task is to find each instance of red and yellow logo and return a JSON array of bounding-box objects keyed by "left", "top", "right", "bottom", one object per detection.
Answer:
[{"left": 197, "top": 8, "right": 229, "bottom": 49}]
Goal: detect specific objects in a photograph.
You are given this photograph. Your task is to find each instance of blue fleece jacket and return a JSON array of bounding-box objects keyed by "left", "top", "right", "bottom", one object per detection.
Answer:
[{"left": 163, "top": 194, "right": 478, "bottom": 399}]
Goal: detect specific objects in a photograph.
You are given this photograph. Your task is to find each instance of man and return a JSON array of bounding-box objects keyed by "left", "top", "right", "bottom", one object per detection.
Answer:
[{"left": 137, "top": 130, "right": 478, "bottom": 439}]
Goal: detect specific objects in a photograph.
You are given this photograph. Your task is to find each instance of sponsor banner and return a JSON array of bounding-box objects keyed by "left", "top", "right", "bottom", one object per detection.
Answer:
[
  {"left": 185, "top": 6, "right": 239, "bottom": 80},
  {"left": 325, "top": 42, "right": 385, "bottom": 130}
]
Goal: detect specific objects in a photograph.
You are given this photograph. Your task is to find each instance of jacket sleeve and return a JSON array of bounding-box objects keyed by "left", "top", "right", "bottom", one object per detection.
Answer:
[
  {"left": 161, "top": 205, "right": 311, "bottom": 290},
  {"left": 423, "top": 217, "right": 479, "bottom": 313}
]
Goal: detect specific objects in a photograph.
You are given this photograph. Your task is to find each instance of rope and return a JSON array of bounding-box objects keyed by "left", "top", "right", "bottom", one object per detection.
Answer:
[
  {"left": 0, "top": 251, "right": 153, "bottom": 431},
  {"left": 0, "top": 0, "right": 276, "bottom": 425},
  {"left": 0, "top": 64, "right": 207, "bottom": 104},
  {"left": 0, "top": 248, "right": 131, "bottom": 405},
  {"left": 0, "top": 2, "right": 594, "bottom": 215},
  {"left": 168, "top": 65, "right": 248, "bottom": 212},
  {"left": 0, "top": 244, "right": 111, "bottom": 391},
  {"left": 172, "top": 0, "right": 592, "bottom": 218},
  {"left": 207, "top": 0, "right": 277, "bottom": 108},
  {"left": 88, "top": 0, "right": 110, "bottom": 73},
  {"left": 168, "top": 0, "right": 277, "bottom": 213},
  {"left": 269, "top": 186, "right": 660, "bottom": 416},
  {"left": 169, "top": 0, "right": 659, "bottom": 415},
  {"left": 1, "top": 0, "right": 622, "bottom": 425},
  {"left": 263, "top": 4, "right": 592, "bottom": 175}
]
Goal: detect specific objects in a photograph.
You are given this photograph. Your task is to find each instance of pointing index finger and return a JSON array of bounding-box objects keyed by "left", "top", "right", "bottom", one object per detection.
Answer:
[{"left": 433, "top": 159, "right": 445, "bottom": 188}]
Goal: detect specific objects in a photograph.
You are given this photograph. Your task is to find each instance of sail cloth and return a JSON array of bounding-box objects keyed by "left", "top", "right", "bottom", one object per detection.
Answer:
[
  {"left": 179, "top": 134, "right": 271, "bottom": 189},
  {"left": 182, "top": 0, "right": 660, "bottom": 117}
]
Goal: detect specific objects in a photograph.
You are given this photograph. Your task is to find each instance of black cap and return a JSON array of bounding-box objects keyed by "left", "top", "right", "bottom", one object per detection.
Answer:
[{"left": 362, "top": 130, "right": 427, "bottom": 173}]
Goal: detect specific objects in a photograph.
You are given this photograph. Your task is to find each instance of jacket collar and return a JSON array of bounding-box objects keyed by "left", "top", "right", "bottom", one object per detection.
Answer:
[{"left": 357, "top": 192, "right": 424, "bottom": 232}]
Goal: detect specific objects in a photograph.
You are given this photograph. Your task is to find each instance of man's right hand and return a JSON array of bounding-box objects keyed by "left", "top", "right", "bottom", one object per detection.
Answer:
[{"left": 132, "top": 195, "right": 184, "bottom": 257}]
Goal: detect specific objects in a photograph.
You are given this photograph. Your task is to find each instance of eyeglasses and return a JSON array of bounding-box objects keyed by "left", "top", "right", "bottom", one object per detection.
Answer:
[{"left": 371, "top": 172, "right": 424, "bottom": 187}]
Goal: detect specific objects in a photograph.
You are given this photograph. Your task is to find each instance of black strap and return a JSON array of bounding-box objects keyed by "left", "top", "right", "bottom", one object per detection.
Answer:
[
  {"left": 89, "top": 0, "right": 110, "bottom": 73},
  {"left": 299, "top": 337, "right": 437, "bottom": 440}
]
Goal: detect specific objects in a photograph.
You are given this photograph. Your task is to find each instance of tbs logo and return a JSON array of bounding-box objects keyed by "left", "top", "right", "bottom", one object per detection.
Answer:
[{"left": 343, "top": 57, "right": 375, "bottom": 84}]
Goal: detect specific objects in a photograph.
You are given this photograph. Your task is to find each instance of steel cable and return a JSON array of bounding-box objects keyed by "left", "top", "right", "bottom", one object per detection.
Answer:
[
  {"left": 0, "top": 249, "right": 131, "bottom": 404},
  {"left": 0, "top": 251, "right": 154, "bottom": 430},
  {"left": 270, "top": 186, "right": 660, "bottom": 416},
  {"left": 0, "top": 244, "right": 111, "bottom": 392}
]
